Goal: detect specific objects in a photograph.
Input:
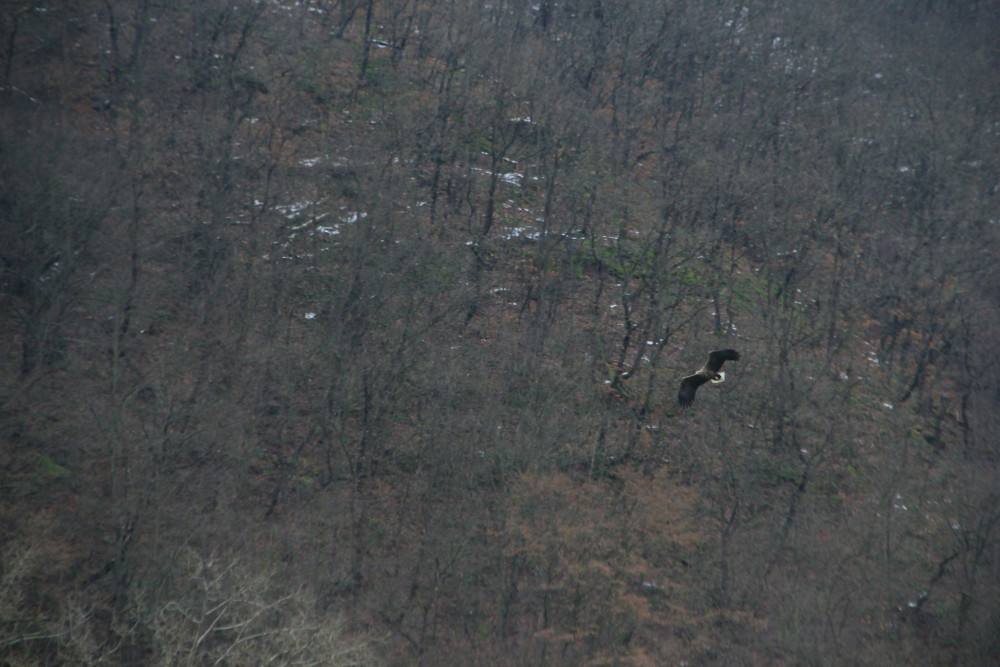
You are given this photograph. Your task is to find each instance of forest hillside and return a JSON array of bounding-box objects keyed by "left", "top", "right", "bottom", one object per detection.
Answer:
[{"left": 2, "top": 1, "right": 999, "bottom": 664}]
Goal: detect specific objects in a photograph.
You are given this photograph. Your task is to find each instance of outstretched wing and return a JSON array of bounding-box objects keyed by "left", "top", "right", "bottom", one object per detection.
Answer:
[
  {"left": 678, "top": 373, "right": 709, "bottom": 407},
  {"left": 704, "top": 349, "right": 740, "bottom": 374}
]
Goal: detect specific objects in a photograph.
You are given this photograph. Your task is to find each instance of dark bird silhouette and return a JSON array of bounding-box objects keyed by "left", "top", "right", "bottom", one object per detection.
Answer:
[{"left": 678, "top": 349, "right": 740, "bottom": 407}]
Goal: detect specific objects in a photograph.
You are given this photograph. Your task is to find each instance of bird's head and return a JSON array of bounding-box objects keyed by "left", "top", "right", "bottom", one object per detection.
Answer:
[{"left": 710, "top": 371, "right": 726, "bottom": 384}]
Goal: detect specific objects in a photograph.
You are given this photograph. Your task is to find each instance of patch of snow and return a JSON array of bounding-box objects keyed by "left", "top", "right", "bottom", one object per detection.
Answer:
[
  {"left": 275, "top": 201, "right": 314, "bottom": 219},
  {"left": 504, "top": 226, "right": 543, "bottom": 241}
]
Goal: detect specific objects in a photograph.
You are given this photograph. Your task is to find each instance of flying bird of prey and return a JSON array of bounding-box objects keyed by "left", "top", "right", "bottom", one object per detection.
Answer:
[{"left": 678, "top": 349, "right": 740, "bottom": 407}]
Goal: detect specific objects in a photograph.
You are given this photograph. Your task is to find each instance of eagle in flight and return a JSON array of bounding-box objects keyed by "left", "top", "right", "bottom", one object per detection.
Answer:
[{"left": 678, "top": 349, "right": 740, "bottom": 407}]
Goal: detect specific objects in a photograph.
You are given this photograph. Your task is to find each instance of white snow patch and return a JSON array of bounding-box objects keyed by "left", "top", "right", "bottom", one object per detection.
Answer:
[{"left": 275, "top": 201, "right": 314, "bottom": 219}]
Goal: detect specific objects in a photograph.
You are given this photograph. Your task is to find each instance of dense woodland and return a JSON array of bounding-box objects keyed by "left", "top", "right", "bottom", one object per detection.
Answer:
[{"left": 2, "top": 1, "right": 1000, "bottom": 664}]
